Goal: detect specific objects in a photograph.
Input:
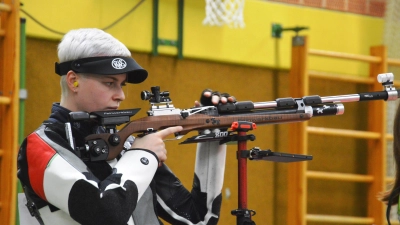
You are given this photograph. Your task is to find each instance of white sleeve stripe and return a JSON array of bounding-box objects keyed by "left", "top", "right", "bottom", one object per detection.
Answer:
[
  {"left": 156, "top": 194, "right": 194, "bottom": 225},
  {"left": 195, "top": 142, "right": 226, "bottom": 206}
]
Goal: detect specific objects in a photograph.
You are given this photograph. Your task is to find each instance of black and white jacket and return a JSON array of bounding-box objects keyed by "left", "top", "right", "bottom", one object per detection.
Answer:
[{"left": 17, "top": 103, "right": 226, "bottom": 225}]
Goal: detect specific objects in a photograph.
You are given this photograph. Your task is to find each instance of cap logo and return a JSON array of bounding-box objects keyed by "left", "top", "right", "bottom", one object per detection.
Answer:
[{"left": 111, "top": 58, "right": 127, "bottom": 70}]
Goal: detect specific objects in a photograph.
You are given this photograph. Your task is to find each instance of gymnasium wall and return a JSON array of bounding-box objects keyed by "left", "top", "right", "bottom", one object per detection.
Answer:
[
  {"left": 21, "top": 0, "right": 383, "bottom": 74},
  {"left": 20, "top": 0, "right": 385, "bottom": 224}
]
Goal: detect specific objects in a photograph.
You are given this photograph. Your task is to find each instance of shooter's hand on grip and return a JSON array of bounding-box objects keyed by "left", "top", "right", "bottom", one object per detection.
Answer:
[{"left": 130, "top": 126, "right": 183, "bottom": 166}]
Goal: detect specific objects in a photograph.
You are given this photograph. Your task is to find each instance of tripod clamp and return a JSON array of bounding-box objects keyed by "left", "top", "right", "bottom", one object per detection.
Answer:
[
  {"left": 220, "top": 133, "right": 256, "bottom": 144},
  {"left": 238, "top": 147, "right": 273, "bottom": 159},
  {"left": 232, "top": 209, "right": 256, "bottom": 225},
  {"left": 231, "top": 209, "right": 256, "bottom": 217},
  {"left": 237, "top": 147, "right": 313, "bottom": 162}
]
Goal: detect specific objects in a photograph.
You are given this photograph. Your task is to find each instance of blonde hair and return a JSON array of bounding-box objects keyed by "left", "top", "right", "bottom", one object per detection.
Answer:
[{"left": 58, "top": 28, "right": 131, "bottom": 99}]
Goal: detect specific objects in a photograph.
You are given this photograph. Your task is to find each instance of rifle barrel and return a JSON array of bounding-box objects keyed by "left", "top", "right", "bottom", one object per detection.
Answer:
[{"left": 247, "top": 89, "right": 400, "bottom": 111}]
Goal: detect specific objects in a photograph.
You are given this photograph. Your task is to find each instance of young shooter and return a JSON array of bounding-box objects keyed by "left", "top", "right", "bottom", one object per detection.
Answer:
[{"left": 17, "top": 28, "right": 234, "bottom": 225}]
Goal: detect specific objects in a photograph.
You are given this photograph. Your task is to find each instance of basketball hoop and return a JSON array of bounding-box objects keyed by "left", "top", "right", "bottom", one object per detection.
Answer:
[{"left": 203, "top": 0, "right": 245, "bottom": 28}]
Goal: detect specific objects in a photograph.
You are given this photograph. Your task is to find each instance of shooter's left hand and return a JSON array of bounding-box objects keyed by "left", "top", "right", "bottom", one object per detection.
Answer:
[{"left": 194, "top": 89, "right": 236, "bottom": 107}]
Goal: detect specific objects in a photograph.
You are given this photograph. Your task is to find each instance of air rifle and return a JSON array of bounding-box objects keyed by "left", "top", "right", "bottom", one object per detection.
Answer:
[{"left": 66, "top": 73, "right": 399, "bottom": 162}]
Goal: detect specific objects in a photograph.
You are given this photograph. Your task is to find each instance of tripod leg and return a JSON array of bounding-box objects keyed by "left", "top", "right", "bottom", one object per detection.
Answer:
[{"left": 237, "top": 217, "right": 256, "bottom": 225}]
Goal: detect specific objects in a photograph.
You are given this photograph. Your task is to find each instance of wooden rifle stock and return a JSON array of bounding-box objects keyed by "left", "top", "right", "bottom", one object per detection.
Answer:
[
  {"left": 85, "top": 111, "right": 312, "bottom": 161},
  {"left": 79, "top": 72, "right": 398, "bottom": 162}
]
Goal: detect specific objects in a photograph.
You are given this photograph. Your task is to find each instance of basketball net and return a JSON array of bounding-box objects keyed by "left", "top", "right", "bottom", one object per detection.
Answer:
[{"left": 203, "top": 0, "right": 245, "bottom": 28}]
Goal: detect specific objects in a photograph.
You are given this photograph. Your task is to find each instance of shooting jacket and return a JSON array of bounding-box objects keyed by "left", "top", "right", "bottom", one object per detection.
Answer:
[{"left": 17, "top": 103, "right": 226, "bottom": 225}]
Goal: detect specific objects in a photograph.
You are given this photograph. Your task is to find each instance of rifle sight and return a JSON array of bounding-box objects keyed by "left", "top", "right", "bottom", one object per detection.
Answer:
[{"left": 141, "top": 86, "right": 171, "bottom": 103}]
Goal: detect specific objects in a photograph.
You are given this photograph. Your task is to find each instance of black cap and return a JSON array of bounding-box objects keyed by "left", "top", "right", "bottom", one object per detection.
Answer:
[{"left": 55, "top": 56, "right": 148, "bottom": 84}]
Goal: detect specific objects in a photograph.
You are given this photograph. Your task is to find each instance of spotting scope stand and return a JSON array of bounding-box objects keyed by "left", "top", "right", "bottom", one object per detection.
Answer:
[{"left": 226, "top": 121, "right": 312, "bottom": 225}]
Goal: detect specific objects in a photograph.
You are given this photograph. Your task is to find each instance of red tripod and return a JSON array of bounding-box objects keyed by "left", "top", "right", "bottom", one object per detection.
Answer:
[{"left": 229, "top": 121, "right": 312, "bottom": 225}]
